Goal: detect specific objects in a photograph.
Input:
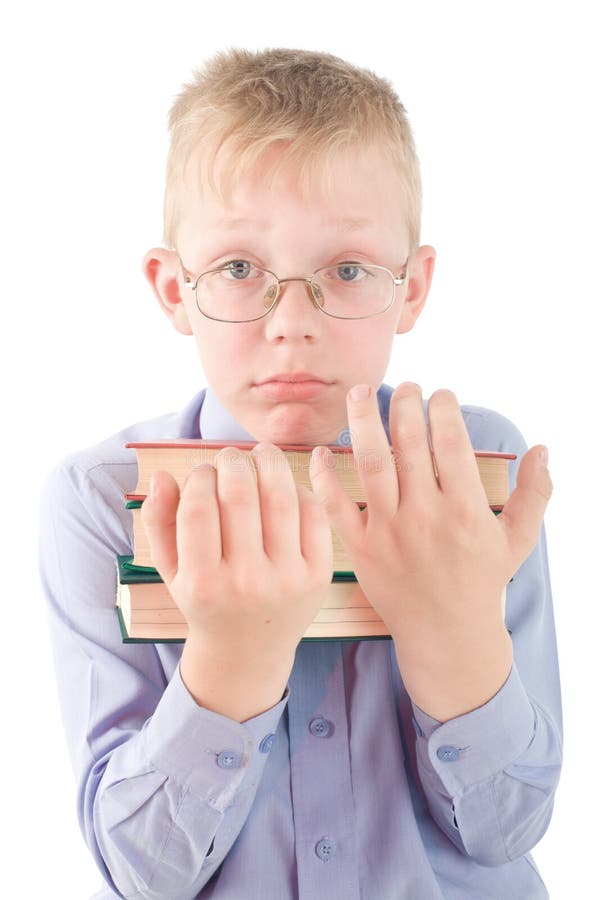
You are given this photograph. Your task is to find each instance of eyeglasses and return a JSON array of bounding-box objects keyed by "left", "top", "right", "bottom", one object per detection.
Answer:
[{"left": 179, "top": 256, "right": 410, "bottom": 322}]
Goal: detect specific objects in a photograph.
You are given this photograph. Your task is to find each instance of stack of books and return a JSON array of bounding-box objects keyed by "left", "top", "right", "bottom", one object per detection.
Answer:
[{"left": 115, "top": 440, "right": 515, "bottom": 643}]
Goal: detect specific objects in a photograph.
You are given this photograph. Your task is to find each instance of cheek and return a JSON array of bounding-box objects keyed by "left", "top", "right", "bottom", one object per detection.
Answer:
[
  {"left": 350, "top": 323, "right": 395, "bottom": 360},
  {"left": 193, "top": 327, "right": 254, "bottom": 374}
]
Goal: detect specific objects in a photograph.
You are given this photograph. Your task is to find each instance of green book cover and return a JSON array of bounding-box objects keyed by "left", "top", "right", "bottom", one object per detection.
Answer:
[
  {"left": 115, "top": 555, "right": 390, "bottom": 644},
  {"left": 120, "top": 554, "right": 358, "bottom": 582}
]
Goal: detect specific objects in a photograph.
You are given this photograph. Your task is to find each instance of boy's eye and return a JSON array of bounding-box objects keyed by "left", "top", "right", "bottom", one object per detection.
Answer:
[
  {"left": 216, "top": 259, "right": 371, "bottom": 283},
  {"left": 333, "top": 262, "right": 368, "bottom": 282},
  {"left": 219, "top": 260, "right": 256, "bottom": 280}
]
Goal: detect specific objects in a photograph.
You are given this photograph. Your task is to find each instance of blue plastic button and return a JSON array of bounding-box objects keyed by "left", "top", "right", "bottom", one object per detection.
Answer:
[
  {"left": 315, "top": 837, "right": 337, "bottom": 861},
  {"left": 309, "top": 717, "right": 332, "bottom": 738},
  {"left": 216, "top": 750, "right": 242, "bottom": 769},
  {"left": 436, "top": 745, "right": 460, "bottom": 762},
  {"left": 259, "top": 733, "right": 275, "bottom": 754}
]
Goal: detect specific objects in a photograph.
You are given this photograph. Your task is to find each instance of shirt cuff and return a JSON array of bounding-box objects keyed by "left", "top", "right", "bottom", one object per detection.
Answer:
[
  {"left": 411, "top": 661, "right": 536, "bottom": 792},
  {"left": 143, "top": 662, "right": 289, "bottom": 813}
]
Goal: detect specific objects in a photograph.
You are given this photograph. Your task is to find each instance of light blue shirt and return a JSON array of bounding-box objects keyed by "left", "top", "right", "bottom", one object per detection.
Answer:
[{"left": 38, "top": 384, "right": 562, "bottom": 899}]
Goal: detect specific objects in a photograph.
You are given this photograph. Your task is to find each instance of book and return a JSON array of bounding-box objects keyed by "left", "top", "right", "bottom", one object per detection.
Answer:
[
  {"left": 115, "top": 555, "right": 508, "bottom": 644},
  {"left": 123, "top": 440, "right": 516, "bottom": 572},
  {"left": 115, "top": 440, "right": 515, "bottom": 643},
  {"left": 124, "top": 499, "right": 360, "bottom": 575}
]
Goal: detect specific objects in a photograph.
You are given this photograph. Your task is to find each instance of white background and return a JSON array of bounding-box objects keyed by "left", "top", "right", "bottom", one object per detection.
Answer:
[{"left": 2, "top": 1, "right": 597, "bottom": 896}]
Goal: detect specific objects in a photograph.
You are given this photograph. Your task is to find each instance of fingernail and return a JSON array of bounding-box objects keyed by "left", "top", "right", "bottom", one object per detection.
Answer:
[
  {"left": 350, "top": 384, "right": 371, "bottom": 401},
  {"left": 312, "top": 446, "right": 334, "bottom": 469},
  {"left": 539, "top": 446, "right": 548, "bottom": 466}
]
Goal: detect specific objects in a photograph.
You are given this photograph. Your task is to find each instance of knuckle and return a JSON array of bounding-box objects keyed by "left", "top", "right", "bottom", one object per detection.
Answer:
[
  {"left": 234, "top": 564, "right": 269, "bottom": 598},
  {"left": 184, "top": 574, "right": 206, "bottom": 599},
  {"left": 533, "top": 482, "right": 553, "bottom": 502},
  {"left": 268, "top": 491, "right": 297, "bottom": 515},
  {"left": 392, "top": 447, "right": 414, "bottom": 474},
  {"left": 318, "top": 493, "right": 337, "bottom": 515},
  {"left": 408, "top": 507, "right": 434, "bottom": 537},
  {"left": 453, "top": 508, "right": 480, "bottom": 538},
  {"left": 178, "top": 489, "right": 210, "bottom": 519},
  {"left": 435, "top": 427, "right": 463, "bottom": 449},
  {"left": 395, "top": 426, "right": 423, "bottom": 450},
  {"left": 354, "top": 448, "right": 389, "bottom": 475},
  {"left": 220, "top": 484, "right": 254, "bottom": 505}
]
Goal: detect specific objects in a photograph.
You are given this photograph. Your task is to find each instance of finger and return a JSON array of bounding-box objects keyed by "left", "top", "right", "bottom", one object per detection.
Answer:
[
  {"left": 428, "top": 389, "right": 487, "bottom": 505},
  {"left": 140, "top": 469, "right": 181, "bottom": 586},
  {"left": 388, "top": 382, "right": 439, "bottom": 501},
  {"left": 297, "top": 484, "right": 335, "bottom": 575},
  {"left": 497, "top": 446, "right": 553, "bottom": 569},
  {"left": 309, "top": 445, "right": 365, "bottom": 556},
  {"left": 215, "top": 447, "right": 264, "bottom": 562},
  {"left": 250, "top": 443, "right": 300, "bottom": 560},
  {"left": 345, "top": 383, "right": 398, "bottom": 518},
  {"left": 176, "top": 464, "right": 222, "bottom": 573}
]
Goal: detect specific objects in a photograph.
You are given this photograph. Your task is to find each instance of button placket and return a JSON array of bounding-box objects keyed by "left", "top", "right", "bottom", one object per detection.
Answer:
[{"left": 287, "top": 642, "right": 360, "bottom": 898}]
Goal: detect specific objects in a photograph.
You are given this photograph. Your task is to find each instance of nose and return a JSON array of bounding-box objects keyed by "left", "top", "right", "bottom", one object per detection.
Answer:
[
  {"left": 271, "top": 277, "right": 322, "bottom": 310},
  {"left": 263, "top": 276, "right": 324, "bottom": 340}
]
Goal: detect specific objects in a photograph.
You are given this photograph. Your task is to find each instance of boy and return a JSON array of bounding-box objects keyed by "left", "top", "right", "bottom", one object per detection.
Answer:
[{"left": 38, "top": 48, "right": 562, "bottom": 899}]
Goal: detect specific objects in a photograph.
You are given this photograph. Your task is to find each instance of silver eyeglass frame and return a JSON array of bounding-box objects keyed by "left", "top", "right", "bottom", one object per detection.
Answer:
[{"left": 178, "top": 255, "right": 410, "bottom": 323}]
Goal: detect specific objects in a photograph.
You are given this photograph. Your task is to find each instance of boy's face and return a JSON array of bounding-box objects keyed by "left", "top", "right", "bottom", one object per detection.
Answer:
[{"left": 145, "top": 144, "right": 435, "bottom": 445}]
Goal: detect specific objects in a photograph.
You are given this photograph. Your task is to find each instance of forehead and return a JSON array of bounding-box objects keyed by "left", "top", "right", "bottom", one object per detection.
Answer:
[{"left": 178, "top": 143, "right": 409, "bottom": 239}]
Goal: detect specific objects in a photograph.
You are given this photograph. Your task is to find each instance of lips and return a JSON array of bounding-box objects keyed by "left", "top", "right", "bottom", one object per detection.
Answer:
[
  {"left": 258, "top": 371, "right": 330, "bottom": 385},
  {"left": 251, "top": 372, "right": 331, "bottom": 401}
]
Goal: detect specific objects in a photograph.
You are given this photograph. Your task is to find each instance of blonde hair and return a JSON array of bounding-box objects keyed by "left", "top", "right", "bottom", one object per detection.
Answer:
[{"left": 163, "top": 48, "right": 422, "bottom": 253}]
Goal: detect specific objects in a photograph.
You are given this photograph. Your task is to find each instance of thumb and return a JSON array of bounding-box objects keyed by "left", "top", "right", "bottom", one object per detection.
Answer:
[
  {"left": 139, "top": 470, "right": 180, "bottom": 586},
  {"left": 498, "top": 445, "right": 553, "bottom": 567}
]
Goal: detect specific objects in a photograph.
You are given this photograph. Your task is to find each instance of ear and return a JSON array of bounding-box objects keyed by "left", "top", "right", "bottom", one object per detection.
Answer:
[
  {"left": 395, "top": 244, "right": 436, "bottom": 335},
  {"left": 142, "top": 247, "right": 193, "bottom": 336}
]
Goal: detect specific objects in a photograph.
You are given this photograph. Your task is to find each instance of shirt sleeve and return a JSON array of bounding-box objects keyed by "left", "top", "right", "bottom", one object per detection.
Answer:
[
  {"left": 38, "top": 459, "right": 289, "bottom": 900},
  {"left": 409, "top": 412, "right": 563, "bottom": 867}
]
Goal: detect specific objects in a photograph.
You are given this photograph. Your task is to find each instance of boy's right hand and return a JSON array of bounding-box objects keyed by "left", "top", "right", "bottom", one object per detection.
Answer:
[{"left": 141, "top": 443, "right": 333, "bottom": 717}]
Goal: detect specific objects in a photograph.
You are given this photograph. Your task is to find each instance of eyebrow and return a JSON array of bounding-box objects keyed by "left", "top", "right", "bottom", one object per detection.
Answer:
[{"left": 216, "top": 216, "right": 374, "bottom": 231}]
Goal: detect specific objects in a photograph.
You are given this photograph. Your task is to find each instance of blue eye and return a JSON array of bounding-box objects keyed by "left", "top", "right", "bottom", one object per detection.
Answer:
[
  {"left": 335, "top": 263, "right": 367, "bottom": 282},
  {"left": 222, "top": 260, "right": 254, "bottom": 280}
]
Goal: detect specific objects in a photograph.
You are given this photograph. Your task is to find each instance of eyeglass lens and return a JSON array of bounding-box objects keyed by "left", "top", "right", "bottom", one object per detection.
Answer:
[{"left": 195, "top": 263, "right": 395, "bottom": 321}]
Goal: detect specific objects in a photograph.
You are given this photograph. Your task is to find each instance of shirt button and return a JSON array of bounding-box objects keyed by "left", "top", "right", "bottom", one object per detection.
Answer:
[
  {"left": 309, "top": 716, "right": 332, "bottom": 738},
  {"left": 315, "top": 837, "right": 337, "bottom": 861},
  {"left": 436, "top": 745, "right": 460, "bottom": 762},
  {"left": 216, "top": 750, "right": 242, "bottom": 769},
  {"left": 259, "top": 733, "right": 275, "bottom": 754}
]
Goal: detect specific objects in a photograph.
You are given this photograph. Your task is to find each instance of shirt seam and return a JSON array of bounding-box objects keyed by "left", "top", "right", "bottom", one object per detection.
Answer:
[{"left": 143, "top": 783, "right": 192, "bottom": 895}]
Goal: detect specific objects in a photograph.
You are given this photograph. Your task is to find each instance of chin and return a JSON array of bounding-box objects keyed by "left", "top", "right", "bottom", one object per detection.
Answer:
[{"left": 256, "top": 405, "right": 339, "bottom": 448}]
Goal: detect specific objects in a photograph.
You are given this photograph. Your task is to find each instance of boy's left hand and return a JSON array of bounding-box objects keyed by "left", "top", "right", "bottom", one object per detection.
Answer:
[{"left": 309, "top": 382, "right": 553, "bottom": 718}]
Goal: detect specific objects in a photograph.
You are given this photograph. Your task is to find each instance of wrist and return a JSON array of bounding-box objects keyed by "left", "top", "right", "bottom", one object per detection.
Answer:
[
  {"left": 393, "top": 621, "right": 513, "bottom": 723},
  {"left": 180, "top": 631, "right": 295, "bottom": 723}
]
